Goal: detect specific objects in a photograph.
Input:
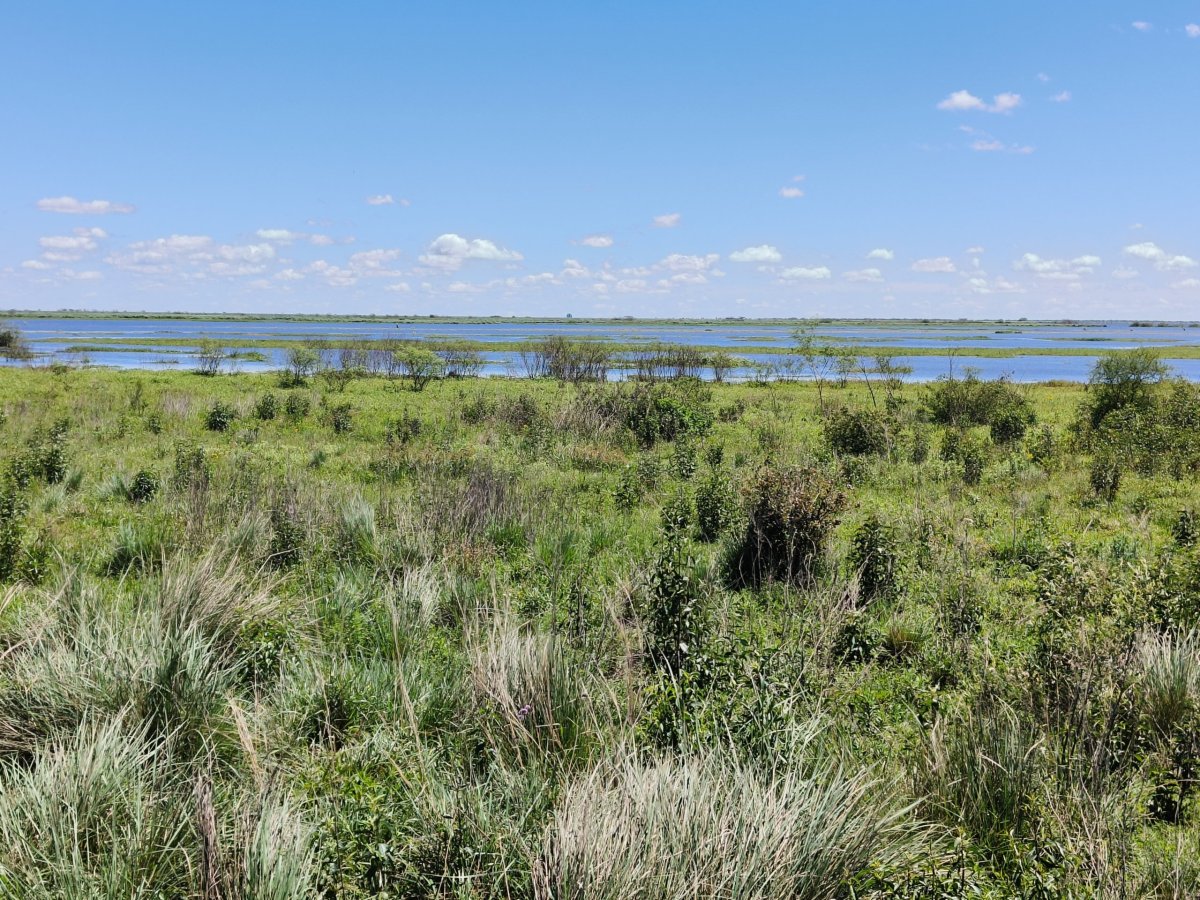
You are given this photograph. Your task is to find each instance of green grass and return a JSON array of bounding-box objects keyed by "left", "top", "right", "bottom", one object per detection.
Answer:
[{"left": 0, "top": 363, "right": 1197, "bottom": 896}]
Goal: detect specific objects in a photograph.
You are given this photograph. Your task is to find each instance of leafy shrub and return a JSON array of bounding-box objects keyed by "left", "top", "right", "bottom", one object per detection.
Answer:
[
  {"left": 255, "top": 392, "right": 280, "bottom": 421},
  {"left": 0, "top": 481, "right": 27, "bottom": 583},
  {"left": 269, "top": 507, "right": 305, "bottom": 568},
  {"left": 645, "top": 536, "right": 706, "bottom": 674},
  {"left": 622, "top": 380, "right": 713, "bottom": 447},
  {"left": 1090, "top": 451, "right": 1121, "bottom": 501},
  {"left": 660, "top": 488, "right": 694, "bottom": 539},
  {"left": 849, "top": 514, "right": 902, "bottom": 602},
  {"left": 695, "top": 471, "right": 735, "bottom": 542},
  {"left": 726, "top": 465, "right": 847, "bottom": 588},
  {"left": 923, "top": 373, "right": 1033, "bottom": 430},
  {"left": 328, "top": 402, "right": 354, "bottom": 435},
  {"left": 824, "top": 406, "right": 890, "bottom": 456},
  {"left": 385, "top": 412, "right": 422, "bottom": 446},
  {"left": 172, "top": 442, "right": 210, "bottom": 491},
  {"left": 145, "top": 411, "right": 163, "bottom": 435},
  {"left": 989, "top": 405, "right": 1031, "bottom": 445},
  {"left": 669, "top": 438, "right": 698, "bottom": 480},
  {"left": 1172, "top": 508, "right": 1197, "bottom": 547},
  {"left": 205, "top": 400, "right": 237, "bottom": 432},
  {"left": 284, "top": 392, "right": 311, "bottom": 422},
  {"left": 1085, "top": 348, "right": 1169, "bottom": 428},
  {"left": 127, "top": 469, "right": 159, "bottom": 504}
]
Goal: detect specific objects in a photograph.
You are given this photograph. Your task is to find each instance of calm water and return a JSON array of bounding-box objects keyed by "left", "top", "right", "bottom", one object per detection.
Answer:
[{"left": 5, "top": 317, "right": 1200, "bottom": 382}]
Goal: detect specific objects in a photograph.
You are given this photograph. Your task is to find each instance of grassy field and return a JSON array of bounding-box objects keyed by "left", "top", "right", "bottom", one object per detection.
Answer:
[{"left": 0, "top": 358, "right": 1198, "bottom": 897}]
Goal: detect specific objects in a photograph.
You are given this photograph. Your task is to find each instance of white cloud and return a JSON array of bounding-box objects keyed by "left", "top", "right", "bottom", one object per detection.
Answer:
[
  {"left": 937, "top": 90, "right": 1022, "bottom": 113},
  {"left": 578, "top": 234, "right": 613, "bottom": 248},
  {"left": 1188, "top": 23, "right": 1200, "bottom": 37},
  {"left": 1175, "top": 278, "right": 1200, "bottom": 288},
  {"left": 1037, "top": 72, "right": 1051, "bottom": 83},
  {"left": 418, "top": 233, "right": 523, "bottom": 270},
  {"left": 652, "top": 213, "right": 681, "bottom": 228},
  {"left": 970, "top": 138, "right": 1035, "bottom": 154},
  {"left": 275, "top": 269, "right": 305, "bottom": 281},
  {"left": 256, "top": 228, "right": 304, "bottom": 243},
  {"left": 366, "top": 194, "right": 409, "bottom": 206},
  {"left": 779, "top": 186, "right": 805, "bottom": 199},
  {"left": 1014, "top": 253, "right": 1100, "bottom": 279},
  {"left": 780, "top": 265, "right": 831, "bottom": 280},
  {"left": 349, "top": 249, "right": 403, "bottom": 271},
  {"left": 216, "top": 243, "right": 276, "bottom": 263},
  {"left": 21, "top": 259, "right": 52, "bottom": 270},
  {"left": 40, "top": 234, "right": 99, "bottom": 252},
  {"left": 966, "top": 246, "right": 985, "bottom": 254},
  {"left": 1131, "top": 21, "right": 1152, "bottom": 31},
  {"left": 104, "top": 234, "right": 214, "bottom": 273},
  {"left": 659, "top": 253, "right": 720, "bottom": 272},
  {"left": 1124, "top": 241, "right": 1197, "bottom": 270},
  {"left": 912, "top": 257, "right": 957, "bottom": 273},
  {"left": 37, "top": 196, "right": 134, "bottom": 215},
  {"left": 1050, "top": 90, "right": 1072, "bottom": 103},
  {"left": 385, "top": 282, "right": 412, "bottom": 293},
  {"left": 866, "top": 248, "right": 895, "bottom": 261},
  {"left": 309, "top": 234, "right": 335, "bottom": 246},
  {"left": 844, "top": 268, "right": 883, "bottom": 283},
  {"left": 1112, "top": 266, "right": 1139, "bottom": 280},
  {"left": 730, "top": 244, "right": 782, "bottom": 263},
  {"left": 967, "top": 275, "right": 1025, "bottom": 294}
]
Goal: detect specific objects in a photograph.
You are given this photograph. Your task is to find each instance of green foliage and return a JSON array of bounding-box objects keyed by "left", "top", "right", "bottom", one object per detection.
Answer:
[
  {"left": 726, "top": 464, "right": 847, "bottom": 588},
  {"left": 255, "top": 392, "right": 280, "bottom": 421},
  {"left": 645, "top": 536, "right": 707, "bottom": 675},
  {"left": 204, "top": 400, "right": 237, "bottom": 432},
  {"left": 621, "top": 379, "right": 714, "bottom": 447},
  {"left": 849, "top": 513, "right": 903, "bottom": 602},
  {"left": 0, "top": 480, "right": 27, "bottom": 583},
  {"left": 1086, "top": 348, "right": 1170, "bottom": 428},
  {"left": 127, "top": 469, "right": 159, "bottom": 504},
  {"left": 923, "top": 372, "right": 1033, "bottom": 430},
  {"left": 395, "top": 346, "right": 445, "bottom": 391},
  {"left": 824, "top": 406, "right": 890, "bottom": 456},
  {"left": 327, "top": 401, "right": 354, "bottom": 435},
  {"left": 172, "top": 441, "right": 210, "bottom": 491},
  {"left": 695, "top": 470, "right": 735, "bottom": 542},
  {"left": 284, "top": 391, "right": 311, "bottom": 422}
]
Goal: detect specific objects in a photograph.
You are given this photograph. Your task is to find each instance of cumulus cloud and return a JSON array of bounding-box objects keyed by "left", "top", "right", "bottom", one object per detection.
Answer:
[
  {"left": 1050, "top": 90, "right": 1072, "bottom": 103},
  {"left": 256, "top": 228, "right": 304, "bottom": 243},
  {"left": 780, "top": 265, "right": 831, "bottom": 280},
  {"left": 937, "top": 90, "right": 1022, "bottom": 113},
  {"left": 578, "top": 234, "right": 613, "bottom": 248},
  {"left": 779, "top": 186, "right": 805, "bottom": 199},
  {"left": 21, "top": 259, "right": 52, "bottom": 270},
  {"left": 652, "top": 213, "right": 682, "bottom": 228},
  {"left": 866, "top": 248, "right": 895, "bottom": 261},
  {"left": 1124, "top": 242, "right": 1197, "bottom": 271},
  {"left": 105, "top": 234, "right": 213, "bottom": 273},
  {"left": 843, "top": 268, "right": 883, "bottom": 283},
  {"left": 1013, "top": 253, "right": 1100, "bottom": 279},
  {"left": 912, "top": 257, "right": 957, "bottom": 273},
  {"left": 418, "top": 233, "right": 523, "bottom": 270},
  {"left": 1131, "top": 21, "right": 1152, "bottom": 31},
  {"left": 730, "top": 244, "right": 782, "bottom": 263},
  {"left": 659, "top": 253, "right": 720, "bottom": 272},
  {"left": 37, "top": 196, "right": 134, "bottom": 215},
  {"left": 216, "top": 243, "right": 276, "bottom": 264},
  {"left": 1188, "top": 23, "right": 1200, "bottom": 37}
]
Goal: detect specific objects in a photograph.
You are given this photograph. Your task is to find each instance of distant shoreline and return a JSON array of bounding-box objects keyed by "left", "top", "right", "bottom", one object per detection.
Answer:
[{"left": 3, "top": 309, "right": 1199, "bottom": 328}]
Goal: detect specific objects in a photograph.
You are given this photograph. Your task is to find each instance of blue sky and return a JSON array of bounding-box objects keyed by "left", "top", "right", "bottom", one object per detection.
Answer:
[{"left": 2, "top": 2, "right": 1198, "bottom": 318}]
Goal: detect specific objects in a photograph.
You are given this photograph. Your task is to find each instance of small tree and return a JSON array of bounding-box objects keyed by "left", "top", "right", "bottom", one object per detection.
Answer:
[
  {"left": 395, "top": 346, "right": 445, "bottom": 392},
  {"left": 195, "top": 339, "right": 225, "bottom": 376},
  {"left": 283, "top": 346, "right": 320, "bottom": 386},
  {"left": 1086, "top": 349, "right": 1170, "bottom": 427}
]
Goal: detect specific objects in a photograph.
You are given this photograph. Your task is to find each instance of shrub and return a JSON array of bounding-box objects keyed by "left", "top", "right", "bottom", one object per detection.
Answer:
[
  {"left": 172, "top": 442, "right": 210, "bottom": 492},
  {"left": 385, "top": 412, "right": 422, "bottom": 446},
  {"left": 255, "top": 392, "right": 280, "bottom": 421},
  {"left": 623, "top": 380, "right": 713, "bottom": 448},
  {"left": 1085, "top": 348, "right": 1169, "bottom": 428},
  {"left": 726, "top": 465, "right": 847, "bottom": 588},
  {"left": 128, "top": 469, "right": 159, "bottom": 504},
  {"left": 395, "top": 346, "right": 445, "bottom": 391},
  {"left": 284, "top": 392, "right": 311, "bottom": 422},
  {"left": 848, "top": 514, "right": 902, "bottom": 603},
  {"left": 282, "top": 346, "right": 320, "bottom": 386},
  {"left": 1090, "top": 451, "right": 1122, "bottom": 501},
  {"left": 824, "top": 406, "right": 889, "bottom": 456},
  {"left": 0, "top": 482, "right": 27, "bottom": 583},
  {"left": 923, "top": 373, "right": 1033, "bottom": 430},
  {"left": 205, "top": 400, "right": 237, "bottom": 432},
  {"left": 659, "top": 488, "right": 694, "bottom": 540},
  {"left": 989, "top": 405, "right": 1031, "bottom": 445},
  {"left": 328, "top": 402, "right": 354, "bottom": 435},
  {"left": 695, "top": 471, "right": 735, "bottom": 542},
  {"left": 645, "top": 537, "right": 706, "bottom": 674},
  {"left": 669, "top": 439, "right": 698, "bottom": 480},
  {"left": 269, "top": 507, "right": 305, "bottom": 568},
  {"left": 1172, "top": 508, "right": 1198, "bottom": 547}
]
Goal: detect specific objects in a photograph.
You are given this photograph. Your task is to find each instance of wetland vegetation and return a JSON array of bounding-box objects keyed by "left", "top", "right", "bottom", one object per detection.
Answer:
[{"left": 1, "top": 331, "right": 1199, "bottom": 897}]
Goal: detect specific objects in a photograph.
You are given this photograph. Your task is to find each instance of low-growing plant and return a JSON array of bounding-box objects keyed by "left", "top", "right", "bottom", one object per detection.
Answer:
[
  {"left": 255, "top": 392, "right": 280, "bottom": 421},
  {"left": 848, "top": 513, "right": 902, "bottom": 602},
  {"left": 284, "top": 392, "right": 311, "bottom": 422},
  {"left": 328, "top": 401, "right": 354, "bottom": 435},
  {"left": 824, "top": 406, "right": 890, "bottom": 456},
  {"left": 128, "top": 469, "right": 160, "bottom": 504},
  {"left": 695, "top": 470, "right": 735, "bottom": 542}
]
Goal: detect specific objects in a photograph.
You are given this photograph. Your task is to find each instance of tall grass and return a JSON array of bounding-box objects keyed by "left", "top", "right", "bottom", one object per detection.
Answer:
[{"left": 535, "top": 742, "right": 921, "bottom": 900}]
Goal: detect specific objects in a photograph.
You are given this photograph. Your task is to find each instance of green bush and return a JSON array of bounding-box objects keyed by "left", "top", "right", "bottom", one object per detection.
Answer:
[
  {"left": 172, "top": 442, "right": 210, "bottom": 491},
  {"left": 848, "top": 514, "right": 902, "bottom": 602},
  {"left": 695, "top": 471, "right": 735, "bottom": 542},
  {"left": 645, "top": 536, "right": 706, "bottom": 674},
  {"left": 923, "top": 373, "right": 1033, "bottom": 430},
  {"left": 726, "top": 465, "right": 847, "bottom": 588},
  {"left": 285, "top": 392, "right": 311, "bottom": 422},
  {"left": 328, "top": 402, "right": 354, "bottom": 435},
  {"left": 205, "top": 400, "right": 237, "bottom": 432},
  {"left": 127, "top": 469, "right": 159, "bottom": 504},
  {"left": 0, "top": 481, "right": 26, "bottom": 583},
  {"left": 824, "top": 406, "right": 890, "bottom": 456},
  {"left": 255, "top": 392, "right": 280, "bottom": 421}
]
